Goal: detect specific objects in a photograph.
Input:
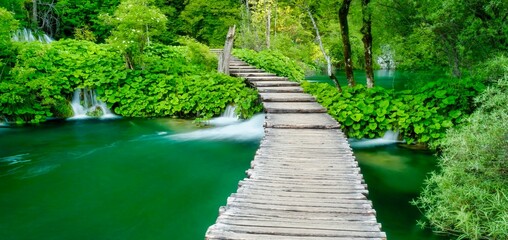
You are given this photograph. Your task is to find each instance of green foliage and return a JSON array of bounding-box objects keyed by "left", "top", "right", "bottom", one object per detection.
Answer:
[
  {"left": 56, "top": 0, "right": 120, "bottom": 41},
  {"left": 414, "top": 77, "right": 508, "bottom": 239},
  {"left": 178, "top": 0, "right": 241, "bottom": 47},
  {"left": 375, "top": 0, "right": 508, "bottom": 75},
  {"left": 0, "top": 39, "right": 260, "bottom": 124},
  {"left": 0, "top": 39, "right": 123, "bottom": 123},
  {"left": 0, "top": 7, "right": 19, "bottom": 78},
  {"left": 0, "top": 0, "right": 26, "bottom": 25},
  {"left": 101, "top": 43, "right": 261, "bottom": 119},
  {"left": 100, "top": 0, "right": 168, "bottom": 69},
  {"left": 302, "top": 77, "right": 484, "bottom": 144},
  {"left": 472, "top": 54, "right": 508, "bottom": 83},
  {"left": 176, "top": 36, "right": 218, "bottom": 71},
  {"left": 233, "top": 48, "right": 306, "bottom": 81},
  {"left": 302, "top": 82, "right": 394, "bottom": 139}
]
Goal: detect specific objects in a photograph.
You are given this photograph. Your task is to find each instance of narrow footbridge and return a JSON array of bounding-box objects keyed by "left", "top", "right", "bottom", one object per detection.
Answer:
[{"left": 206, "top": 58, "right": 386, "bottom": 239}]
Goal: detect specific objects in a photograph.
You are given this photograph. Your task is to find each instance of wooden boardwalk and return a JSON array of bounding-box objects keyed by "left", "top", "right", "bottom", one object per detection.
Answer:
[{"left": 206, "top": 59, "right": 386, "bottom": 239}]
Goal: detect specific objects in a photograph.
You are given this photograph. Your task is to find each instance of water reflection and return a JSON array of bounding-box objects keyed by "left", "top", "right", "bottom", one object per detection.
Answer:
[{"left": 353, "top": 143, "right": 449, "bottom": 240}]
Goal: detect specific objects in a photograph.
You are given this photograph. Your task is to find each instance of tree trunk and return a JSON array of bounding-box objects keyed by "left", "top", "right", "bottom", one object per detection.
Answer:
[
  {"left": 32, "top": 0, "right": 38, "bottom": 28},
  {"left": 306, "top": 8, "right": 341, "bottom": 92},
  {"left": 339, "top": 0, "right": 355, "bottom": 86},
  {"left": 244, "top": 0, "right": 250, "bottom": 32},
  {"left": 218, "top": 25, "right": 236, "bottom": 75},
  {"left": 266, "top": 1, "right": 271, "bottom": 49},
  {"left": 361, "top": 0, "right": 374, "bottom": 88}
]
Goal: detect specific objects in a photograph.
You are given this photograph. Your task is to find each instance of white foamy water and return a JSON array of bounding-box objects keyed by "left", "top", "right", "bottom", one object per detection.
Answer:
[
  {"left": 349, "top": 130, "right": 401, "bottom": 148},
  {"left": 170, "top": 114, "right": 265, "bottom": 142},
  {"left": 206, "top": 105, "right": 240, "bottom": 126},
  {"left": 12, "top": 28, "right": 53, "bottom": 43},
  {"left": 68, "top": 89, "right": 120, "bottom": 120}
]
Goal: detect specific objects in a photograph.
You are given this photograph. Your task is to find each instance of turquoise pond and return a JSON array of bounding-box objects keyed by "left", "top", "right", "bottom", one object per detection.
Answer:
[{"left": 0, "top": 117, "right": 448, "bottom": 239}]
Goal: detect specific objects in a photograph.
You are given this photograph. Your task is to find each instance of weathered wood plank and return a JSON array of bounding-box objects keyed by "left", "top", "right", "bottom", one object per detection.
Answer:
[
  {"left": 209, "top": 223, "right": 386, "bottom": 238},
  {"left": 265, "top": 113, "right": 339, "bottom": 129},
  {"left": 263, "top": 102, "right": 327, "bottom": 113},
  {"left": 217, "top": 209, "right": 379, "bottom": 222},
  {"left": 233, "top": 72, "right": 279, "bottom": 78},
  {"left": 215, "top": 218, "right": 382, "bottom": 233},
  {"left": 257, "top": 86, "right": 304, "bottom": 93},
  {"left": 245, "top": 76, "right": 290, "bottom": 81},
  {"left": 229, "top": 193, "right": 372, "bottom": 205},
  {"left": 259, "top": 93, "right": 316, "bottom": 102},
  {"left": 230, "top": 68, "right": 265, "bottom": 73},
  {"left": 251, "top": 81, "right": 300, "bottom": 87},
  {"left": 207, "top": 230, "right": 385, "bottom": 240}
]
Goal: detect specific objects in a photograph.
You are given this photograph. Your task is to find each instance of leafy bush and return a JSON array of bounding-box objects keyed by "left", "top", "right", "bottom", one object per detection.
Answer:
[
  {"left": 0, "top": 7, "right": 19, "bottom": 79},
  {"left": 233, "top": 48, "right": 305, "bottom": 81},
  {"left": 413, "top": 77, "right": 508, "bottom": 239},
  {"left": 0, "top": 40, "right": 261, "bottom": 123},
  {"left": 302, "top": 77, "right": 484, "bottom": 144},
  {"left": 176, "top": 36, "right": 218, "bottom": 71}
]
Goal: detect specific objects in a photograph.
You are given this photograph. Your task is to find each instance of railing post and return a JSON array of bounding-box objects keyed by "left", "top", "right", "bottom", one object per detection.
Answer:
[{"left": 218, "top": 25, "right": 236, "bottom": 75}]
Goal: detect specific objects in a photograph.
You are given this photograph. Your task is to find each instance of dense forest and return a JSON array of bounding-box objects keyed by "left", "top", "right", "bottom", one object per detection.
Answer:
[{"left": 1, "top": 0, "right": 507, "bottom": 239}]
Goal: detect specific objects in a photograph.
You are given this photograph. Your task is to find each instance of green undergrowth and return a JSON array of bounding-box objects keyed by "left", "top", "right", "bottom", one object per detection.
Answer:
[
  {"left": 413, "top": 77, "right": 508, "bottom": 239},
  {"left": 232, "top": 48, "right": 305, "bottom": 81},
  {"left": 0, "top": 39, "right": 261, "bottom": 124},
  {"left": 302, "top": 77, "right": 484, "bottom": 145}
]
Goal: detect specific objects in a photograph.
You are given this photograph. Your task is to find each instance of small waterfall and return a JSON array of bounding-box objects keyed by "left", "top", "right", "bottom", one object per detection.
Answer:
[
  {"left": 206, "top": 105, "right": 241, "bottom": 126},
  {"left": 69, "top": 88, "right": 118, "bottom": 120},
  {"left": 1, "top": 116, "right": 8, "bottom": 125},
  {"left": 12, "top": 28, "right": 53, "bottom": 43},
  {"left": 171, "top": 114, "right": 265, "bottom": 142},
  {"left": 377, "top": 45, "right": 396, "bottom": 70},
  {"left": 349, "top": 130, "right": 401, "bottom": 148}
]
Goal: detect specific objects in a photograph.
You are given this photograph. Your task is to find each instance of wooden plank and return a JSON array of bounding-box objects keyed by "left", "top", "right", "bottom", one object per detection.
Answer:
[
  {"left": 245, "top": 76, "right": 289, "bottom": 81},
  {"left": 215, "top": 218, "right": 382, "bottom": 233},
  {"left": 230, "top": 68, "right": 265, "bottom": 73},
  {"left": 251, "top": 81, "right": 300, "bottom": 87},
  {"left": 207, "top": 230, "right": 386, "bottom": 240},
  {"left": 229, "top": 193, "right": 372, "bottom": 205},
  {"left": 263, "top": 102, "right": 327, "bottom": 113},
  {"left": 227, "top": 195, "right": 371, "bottom": 209},
  {"left": 209, "top": 223, "right": 385, "bottom": 238},
  {"left": 265, "top": 113, "right": 339, "bottom": 129},
  {"left": 259, "top": 93, "right": 316, "bottom": 102},
  {"left": 233, "top": 72, "right": 279, "bottom": 78},
  {"left": 257, "top": 86, "right": 304, "bottom": 93}
]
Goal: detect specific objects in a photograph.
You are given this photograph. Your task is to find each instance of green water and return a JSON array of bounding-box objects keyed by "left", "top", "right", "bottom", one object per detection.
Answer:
[
  {"left": 1, "top": 118, "right": 449, "bottom": 239},
  {"left": 307, "top": 70, "right": 445, "bottom": 90},
  {"left": 353, "top": 144, "right": 449, "bottom": 240},
  {"left": 0, "top": 119, "right": 258, "bottom": 240}
]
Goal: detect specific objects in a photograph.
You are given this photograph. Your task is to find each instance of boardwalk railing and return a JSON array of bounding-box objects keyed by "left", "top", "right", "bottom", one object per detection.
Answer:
[{"left": 206, "top": 58, "right": 386, "bottom": 239}]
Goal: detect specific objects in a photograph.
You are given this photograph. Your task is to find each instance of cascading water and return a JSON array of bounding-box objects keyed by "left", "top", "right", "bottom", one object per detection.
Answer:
[
  {"left": 69, "top": 88, "right": 118, "bottom": 120},
  {"left": 206, "top": 105, "right": 241, "bottom": 126},
  {"left": 0, "top": 117, "right": 8, "bottom": 127},
  {"left": 12, "top": 28, "right": 53, "bottom": 43},
  {"left": 171, "top": 105, "right": 264, "bottom": 141},
  {"left": 349, "top": 130, "right": 401, "bottom": 148},
  {"left": 377, "top": 45, "right": 396, "bottom": 70}
]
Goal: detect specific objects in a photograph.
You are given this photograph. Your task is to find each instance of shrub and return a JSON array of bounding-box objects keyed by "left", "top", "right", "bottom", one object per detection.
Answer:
[
  {"left": 413, "top": 77, "right": 508, "bottom": 239},
  {"left": 302, "top": 77, "right": 484, "bottom": 145},
  {"left": 0, "top": 40, "right": 261, "bottom": 123}
]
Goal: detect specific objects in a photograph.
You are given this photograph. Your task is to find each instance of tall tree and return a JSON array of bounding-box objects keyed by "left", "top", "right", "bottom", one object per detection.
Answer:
[
  {"left": 338, "top": 0, "right": 355, "bottom": 86},
  {"left": 361, "top": 0, "right": 374, "bottom": 87},
  {"left": 304, "top": 5, "right": 341, "bottom": 91},
  {"left": 100, "top": 0, "right": 167, "bottom": 69}
]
